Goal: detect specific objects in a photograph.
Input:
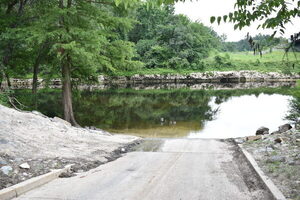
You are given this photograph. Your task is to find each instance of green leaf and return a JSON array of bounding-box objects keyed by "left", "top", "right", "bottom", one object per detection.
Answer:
[
  {"left": 217, "top": 16, "right": 222, "bottom": 25},
  {"left": 210, "top": 16, "right": 216, "bottom": 24}
]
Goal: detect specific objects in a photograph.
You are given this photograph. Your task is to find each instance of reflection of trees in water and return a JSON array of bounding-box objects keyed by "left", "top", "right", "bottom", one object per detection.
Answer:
[
  {"left": 73, "top": 90, "right": 217, "bottom": 130},
  {"left": 14, "top": 89, "right": 63, "bottom": 118},
  {"left": 13, "top": 86, "right": 298, "bottom": 131}
]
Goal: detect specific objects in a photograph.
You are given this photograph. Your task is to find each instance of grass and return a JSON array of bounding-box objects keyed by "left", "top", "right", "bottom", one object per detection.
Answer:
[
  {"left": 111, "top": 51, "right": 300, "bottom": 76},
  {"left": 204, "top": 50, "right": 300, "bottom": 73},
  {"left": 266, "top": 161, "right": 281, "bottom": 173},
  {"left": 209, "top": 51, "right": 299, "bottom": 62}
]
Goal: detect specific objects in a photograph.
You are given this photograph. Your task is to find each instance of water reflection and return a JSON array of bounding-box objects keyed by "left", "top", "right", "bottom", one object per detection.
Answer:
[
  {"left": 14, "top": 86, "right": 297, "bottom": 138},
  {"left": 188, "top": 94, "right": 292, "bottom": 138}
]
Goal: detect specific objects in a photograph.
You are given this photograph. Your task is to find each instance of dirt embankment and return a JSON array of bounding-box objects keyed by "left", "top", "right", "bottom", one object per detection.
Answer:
[{"left": 0, "top": 105, "right": 140, "bottom": 190}]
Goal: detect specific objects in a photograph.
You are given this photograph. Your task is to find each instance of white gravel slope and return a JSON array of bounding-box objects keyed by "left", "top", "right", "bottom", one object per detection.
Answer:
[{"left": 0, "top": 104, "right": 139, "bottom": 161}]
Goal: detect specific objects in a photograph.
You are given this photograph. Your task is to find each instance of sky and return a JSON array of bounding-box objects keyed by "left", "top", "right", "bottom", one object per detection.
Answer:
[{"left": 175, "top": 0, "right": 300, "bottom": 42}]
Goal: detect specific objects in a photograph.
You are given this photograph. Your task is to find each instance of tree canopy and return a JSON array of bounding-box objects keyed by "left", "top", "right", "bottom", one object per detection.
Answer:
[
  {"left": 0, "top": 0, "right": 299, "bottom": 125},
  {"left": 210, "top": 0, "right": 300, "bottom": 36},
  {"left": 129, "top": 5, "right": 220, "bottom": 70}
]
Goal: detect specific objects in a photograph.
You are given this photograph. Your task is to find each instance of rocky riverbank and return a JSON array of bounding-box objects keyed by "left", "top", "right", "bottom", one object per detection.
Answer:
[
  {"left": 0, "top": 105, "right": 140, "bottom": 190},
  {"left": 236, "top": 124, "right": 300, "bottom": 200},
  {"left": 2, "top": 71, "right": 300, "bottom": 89}
]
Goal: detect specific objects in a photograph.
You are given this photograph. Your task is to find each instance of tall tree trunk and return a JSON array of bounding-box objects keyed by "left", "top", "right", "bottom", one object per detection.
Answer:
[
  {"left": 61, "top": 56, "right": 79, "bottom": 126},
  {"left": 59, "top": 0, "right": 78, "bottom": 126}
]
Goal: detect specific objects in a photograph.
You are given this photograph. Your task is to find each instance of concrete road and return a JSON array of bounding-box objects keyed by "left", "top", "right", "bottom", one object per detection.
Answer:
[{"left": 15, "top": 139, "right": 271, "bottom": 200}]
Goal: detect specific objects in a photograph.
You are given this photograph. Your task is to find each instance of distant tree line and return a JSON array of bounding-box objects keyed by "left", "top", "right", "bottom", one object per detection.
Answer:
[{"left": 221, "top": 34, "right": 288, "bottom": 52}]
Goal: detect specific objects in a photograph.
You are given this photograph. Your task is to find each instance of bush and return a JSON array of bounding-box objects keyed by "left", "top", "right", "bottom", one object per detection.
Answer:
[
  {"left": 0, "top": 90, "right": 11, "bottom": 106},
  {"left": 167, "top": 57, "right": 189, "bottom": 69},
  {"left": 214, "top": 54, "right": 232, "bottom": 68}
]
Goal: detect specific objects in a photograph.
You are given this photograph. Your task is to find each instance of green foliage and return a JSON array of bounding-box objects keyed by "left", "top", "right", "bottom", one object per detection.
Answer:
[
  {"left": 210, "top": 0, "right": 300, "bottom": 35},
  {"left": 0, "top": 90, "right": 9, "bottom": 106},
  {"left": 285, "top": 83, "right": 300, "bottom": 124},
  {"left": 205, "top": 51, "right": 300, "bottom": 73},
  {"left": 0, "top": 0, "right": 146, "bottom": 86},
  {"left": 129, "top": 4, "right": 221, "bottom": 70},
  {"left": 214, "top": 54, "right": 232, "bottom": 68}
]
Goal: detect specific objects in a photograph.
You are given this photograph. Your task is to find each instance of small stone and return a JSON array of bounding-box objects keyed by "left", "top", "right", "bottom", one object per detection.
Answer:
[
  {"left": 287, "top": 159, "right": 295, "bottom": 165},
  {"left": 121, "top": 148, "right": 126, "bottom": 153},
  {"left": 256, "top": 127, "right": 269, "bottom": 135},
  {"left": 0, "top": 139, "right": 8, "bottom": 144},
  {"left": 234, "top": 138, "right": 245, "bottom": 144},
  {"left": 266, "top": 147, "right": 274, "bottom": 152},
  {"left": 296, "top": 139, "right": 300, "bottom": 143},
  {"left": 59, "top": 171, "right": 74, "bottom": 178},
  {"left": 268, "top": 155, "right": 286, "bottom": 163},
  {"left": 23, "top": 172, "right": 28, "bottom": 176},
  {"left": 19, "top": 162, "right": 30, "bottom": 169},
  {"left": 275, "top": 137, "right": 283, "bottom": 143},
  {"left": 0, "top": 158, "right": 8, "bottom": 165},
  {"left": 246, "top": 135, "right": 262, "bottom": 141},
  {"left": 1, "top": 166, "right": 13, "bottom": 175}
]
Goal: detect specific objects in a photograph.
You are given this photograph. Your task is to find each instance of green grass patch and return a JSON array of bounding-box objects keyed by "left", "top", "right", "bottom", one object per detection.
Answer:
[
  {"left": 204, "top": 51, "right": 300, "bottom": 73},
  {"left": 108, "top": 51, "right": 300, "bottom": 76}
]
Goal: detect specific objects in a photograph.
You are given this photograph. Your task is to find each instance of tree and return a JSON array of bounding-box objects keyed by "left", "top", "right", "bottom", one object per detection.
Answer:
[
  {"left": 42, "top": 0, "right": 142, "bottom": 126},
  {"left": 129, "top": 5, "right": 220, "bottom": 69},
  {"left": 0, "top": 0, "right": 143, "bottom": 126},
  {"left": 210, "top": 0, "right": 300, "bottom": 35}
]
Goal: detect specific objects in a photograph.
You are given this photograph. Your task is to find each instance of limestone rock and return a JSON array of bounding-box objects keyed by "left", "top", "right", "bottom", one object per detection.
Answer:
[
  {"left": 278, "top": 123, "right": 292, "bottom": 133},
  {"left": 256, "top": 127, "right": 269, "bottom": 135},
  {"left": 19, "top": 163, "right": 30, "bottom": 169},
  {"left": 0, "top": 158, "right": 7, "bottom": 165},
  {"left": 1, "top": 166, "right": 13, "bottom": 175}
]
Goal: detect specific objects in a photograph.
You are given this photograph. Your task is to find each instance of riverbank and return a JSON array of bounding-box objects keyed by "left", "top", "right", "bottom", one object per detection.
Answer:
[
  {"left": 236, "top": 124, "right": 300, "bottom": 200},
  {"left": 1, "top": 71, "right": 300, "bottom": 90},
  {"left": 0, "top": 105, "right": 140, "bottom": 190}
]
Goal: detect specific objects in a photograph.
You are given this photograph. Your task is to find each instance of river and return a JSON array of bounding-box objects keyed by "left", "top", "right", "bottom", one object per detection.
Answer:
[{"left": 14, "top": 83, "right": 298, "bottom": 138}]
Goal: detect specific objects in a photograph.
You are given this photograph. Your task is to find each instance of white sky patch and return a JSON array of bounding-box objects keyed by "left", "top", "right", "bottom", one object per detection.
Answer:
[{"left": 175, "top": 0, "right": 300, "bottom": 42}]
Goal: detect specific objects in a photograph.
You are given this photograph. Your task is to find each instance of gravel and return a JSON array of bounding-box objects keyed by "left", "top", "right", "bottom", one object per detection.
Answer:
[
  {"left": 241, "top": 126, "right": 300, "bottom": 200},
  {"left": 0, "top": 104, "right": 140, "bottom": 190}
]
